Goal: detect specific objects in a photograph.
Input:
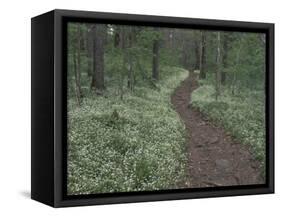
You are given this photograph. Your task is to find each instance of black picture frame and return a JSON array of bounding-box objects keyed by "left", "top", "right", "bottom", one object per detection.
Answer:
[{"left": 31, "top": 9, "right": 274, "bottom": 207}]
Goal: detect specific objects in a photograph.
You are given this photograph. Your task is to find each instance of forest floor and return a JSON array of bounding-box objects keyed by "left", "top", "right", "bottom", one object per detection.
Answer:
[{"left": 171, "top": 72, "right": 264, "bottom": 188}]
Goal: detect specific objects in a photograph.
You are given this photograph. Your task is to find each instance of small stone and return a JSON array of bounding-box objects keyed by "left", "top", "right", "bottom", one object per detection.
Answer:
[
  {"left": 197, "top": 121, "right": 206, "bottom": 126},
  {"left": 209, "top": 137, "right": 219, "bottom": 144},
  {"left": 215, "top": 159, "right": 230, "bottom": 170}
]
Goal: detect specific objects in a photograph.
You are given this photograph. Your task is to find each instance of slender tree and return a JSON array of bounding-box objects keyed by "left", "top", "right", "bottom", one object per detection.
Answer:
[
  {"left": 119, "top": 26, "right": 126, "bottom": 100},
  {"left": 180, "top": 30, "right": 191, "bottom": 70},
  {"left": 192, "top": 31, "right": 200, "bottom": 71},
  {"left": 231, "top": 38, "right": 242, "bottom": 95},
  {"left": 91, "top": 24, "right": 106, "bottom": 92},
  {"left": 215, "top": 31, "right": 222, "bottom": 101},
  {"left": 199, "top": 31, "right": 207, "bottom": 79},
  {"left": 73, "top": 24, "right": 83, "bottom": 106},
  {"left": 127, "top": 27, "right": 135, "bottom": 90},
  {"left": 152, "top": 29, "right": 160, "bottom": 81},
  {"left": 181, "top": 40, "right": 189, "bottom": 69},
  {"left": 167, "top": 29, "right": 174, "bottom": 49},
  {"left": 86, "top": 24, "right": 94, "bottom": 77},
  {"left": 221, "top": 33, "right": 229, "bottom": 85}
]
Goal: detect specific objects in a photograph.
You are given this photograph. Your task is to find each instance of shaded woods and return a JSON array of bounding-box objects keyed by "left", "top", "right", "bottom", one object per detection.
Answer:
[
  {"left": 67, "top": 22, "right": 266, "bottom": 195},
  {"left": 68, "top": 24, "right": 265, "bottom": 103}
]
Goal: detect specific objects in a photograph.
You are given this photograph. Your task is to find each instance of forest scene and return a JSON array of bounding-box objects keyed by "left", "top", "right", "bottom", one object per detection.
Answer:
[{"left": 67, "top": 22, "right": 266, "bottom": 195}]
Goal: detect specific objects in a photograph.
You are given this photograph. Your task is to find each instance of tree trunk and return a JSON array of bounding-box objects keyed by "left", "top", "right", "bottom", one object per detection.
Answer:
[
  {"left": 152, "top": 32, "right": 160, "bottom": 81},
  {"left": 81, "top": 24, "right": 87, "bottom": 51},
  {"left": 114, "top": 26, "right": 121, "bottom": 48},
  {"left": 168, "top": 29, "right": 174, "bottom": 49},
  {"left": 91, "top": 24, "right": 106, "bottom": 92},
  {"left": 74, "top": 24, "right": 83, "bottom": 106},
  {"left": 182, "top": 41, "right": 189, "bottom": 69},
  {"left": 194, "top": 39, "right": 200, "bottom": 71},
  {"left": 221, "top": 33, "right": 229, "bottom": 85},
  {"left": 86, "top": 25, "right": 94, "bottom": 77},
  {"left": 127, "top": 27, "right": 134, "bottom": 90},
  {"left": 119, "top": 26, "right": 126, "bottom": 100},
  {"left": 215, "top": 32, "right": 221, "bottom": 101},
  {"left": 199, "top": 31, "right": 206, "bottom": 79},
  {"left": 231, "top": 39, "right": 242, "bottom": 95}
]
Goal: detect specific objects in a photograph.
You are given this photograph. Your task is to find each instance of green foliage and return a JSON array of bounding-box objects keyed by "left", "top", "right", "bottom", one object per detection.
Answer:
[
  {"left": 204, "top": 32, "right": 265, "bottom": 90},
  {"left": 67, "top": 22, "right": 266, "bottom": 191},
  {"left": 136, "top": 28, "right": 163, "bottom": 48},
  {"left": 191, "top": 84, "right": 266, "bottom": 175},
  {"left": 224, "top": 32, "right": 265, "bottom": 88},
  {"left": 67, "top": 67, "right": 189, "bottom": 194}
]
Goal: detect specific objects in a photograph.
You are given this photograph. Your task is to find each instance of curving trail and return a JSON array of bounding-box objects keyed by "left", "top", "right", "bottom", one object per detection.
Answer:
[{"left": 171, "top": 72, "right": 264, "bottom": 188}]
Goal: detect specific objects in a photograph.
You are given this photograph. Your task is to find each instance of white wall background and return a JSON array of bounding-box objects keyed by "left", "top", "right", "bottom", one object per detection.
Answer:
[{"left": 0, "top": 0, "right": 279, "bottom": 215}]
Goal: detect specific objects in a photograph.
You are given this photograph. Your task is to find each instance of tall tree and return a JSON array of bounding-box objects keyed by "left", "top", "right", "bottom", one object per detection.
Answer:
[
  {"left": 119, "top": 26, "right": 126, "bottom": 100},
  {"left": 127, "top": 27, "right": 135, "bottom": 90},
  {"left": 73, "top": 24, "right": 83, "bottom": 106},
  {"left": 114, "top": 26, "right": 121, "bottom": 48},
  {"left": 199, "top": 31, "right": 207, "bottom": 79},
  {"left": 221, "top": 33, "right": 229, "bottom": 85},
  {"left": 231, "top": 37, "right": 242, "bottom": 95},
  {"left": 192, "top": 31, "right": 200, "bottom": 71},
  {"left": 181, "top": 40, "right": 189, "bottom": 69},
  {"left": 152, "top": 29, "right": 160, "bottom": 81},
  {"left": 180, "top": 30, "right": 191, "bottom": 70},
  {"left": 91, "top": 24, "right": 106, "bottom": 92},
  {"left": 163, "top": 29, "right": 174, "bottom": 49},
  {"left": 86, "top": 24, "right": 94, "bottom": 77},
  {"left": 215, "top": 31, "right": 222, "bottom": 101}
]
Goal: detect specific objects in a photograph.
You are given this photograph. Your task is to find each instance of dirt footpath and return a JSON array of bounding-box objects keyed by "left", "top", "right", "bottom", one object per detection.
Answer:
[{"left": 171, "top": 72, "right": 264, "bottom": 188}]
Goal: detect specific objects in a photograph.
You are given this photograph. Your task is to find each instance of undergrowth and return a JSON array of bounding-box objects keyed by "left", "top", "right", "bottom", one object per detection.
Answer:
[{"left": 67, "top": 67, "right": 189, "bottom": 195}]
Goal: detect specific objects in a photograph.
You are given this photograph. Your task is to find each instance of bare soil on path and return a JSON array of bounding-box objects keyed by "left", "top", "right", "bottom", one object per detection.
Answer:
[{"left": 171, "top": 72, "right": 264, "bottom": 188}]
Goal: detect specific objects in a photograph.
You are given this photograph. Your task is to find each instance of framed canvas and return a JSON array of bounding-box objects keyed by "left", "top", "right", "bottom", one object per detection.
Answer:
[{"left": 31, "top": 9, "right": 274, "bottom": 207}]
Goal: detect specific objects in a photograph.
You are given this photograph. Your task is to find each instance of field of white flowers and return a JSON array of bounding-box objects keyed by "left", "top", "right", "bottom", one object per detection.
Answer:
[{"left": 67, "top": 67, "right": 189, "bottom": 195}]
